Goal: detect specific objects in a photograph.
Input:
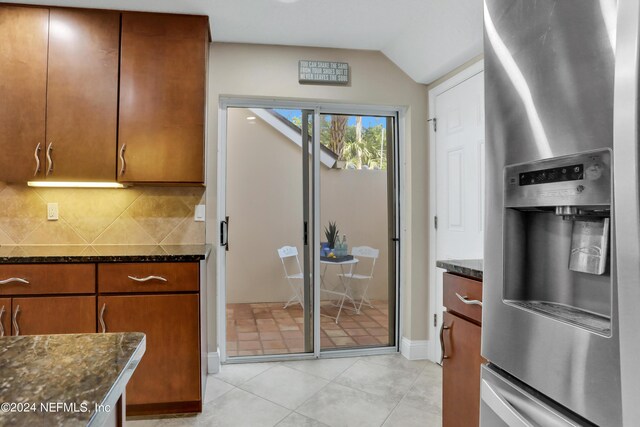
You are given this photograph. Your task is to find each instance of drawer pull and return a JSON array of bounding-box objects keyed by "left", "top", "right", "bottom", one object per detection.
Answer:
[
  {"left": 0, "top": 305, "right": 5, "bottom": 337},
  {"left": 455, "top": 292, "right": 482, "bottom": 306},
  {"left": 12, "top": 305, "right": 20, "bottom": 336},
  {"left": 439, "top": 322, "right": 451, "bottom": 365},
  {"left": 127, "top": 275, "right": 168, "bottom": 283},
  {"left": 99, "top": 303, "right": 107, "bottom": 333},
  {"left": 0, "top": 278, "right": 30, "bottom": 285}
]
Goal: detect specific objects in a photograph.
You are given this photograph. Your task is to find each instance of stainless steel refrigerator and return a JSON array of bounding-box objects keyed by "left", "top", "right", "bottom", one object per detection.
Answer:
[{"left": 481, "top": 0, "right": 638, "bottom": 425}]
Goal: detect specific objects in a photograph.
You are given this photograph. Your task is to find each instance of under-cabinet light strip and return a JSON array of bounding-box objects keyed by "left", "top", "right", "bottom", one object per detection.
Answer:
[{"left": 27, "top": 181, "right": 126, "bottom": 189}]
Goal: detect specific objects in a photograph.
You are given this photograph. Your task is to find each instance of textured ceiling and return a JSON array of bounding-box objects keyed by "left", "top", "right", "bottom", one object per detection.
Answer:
[{"left": 3, "top": 0, "right": 484, "bottom": 84}]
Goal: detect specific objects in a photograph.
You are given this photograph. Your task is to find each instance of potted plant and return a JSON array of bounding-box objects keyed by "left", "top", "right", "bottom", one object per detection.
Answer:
[{"left": 324, "top": 221, "right": 339, "bottom": 252}]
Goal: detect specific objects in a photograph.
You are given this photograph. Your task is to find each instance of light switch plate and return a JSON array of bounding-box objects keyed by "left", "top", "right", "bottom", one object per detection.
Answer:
[
  {"left": 47, "top": 203, "right": 58, "bottom": 221},
  {"left": 194, "top": 204, "right": 205, "bottom": 222}
]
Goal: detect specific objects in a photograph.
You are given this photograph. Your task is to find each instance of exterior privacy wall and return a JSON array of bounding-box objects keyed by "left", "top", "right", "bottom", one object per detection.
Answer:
[
  {"left": 225, "top": 107, "right": 389, "bottom": 304},
  {"left": 205, "top": 43, "right": 430, "bottom": 352}
]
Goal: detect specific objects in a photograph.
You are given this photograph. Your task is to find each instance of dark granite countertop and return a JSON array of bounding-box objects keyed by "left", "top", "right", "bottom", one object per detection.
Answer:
[
  {"left": 0, "top": 244, "right": 212, "bottom": 264},
  {"left": 0, "top": 332, "right": 145, "bottom": 426},
  {"left": 436, "top": 259, "right": 483, "bottom": 280}
]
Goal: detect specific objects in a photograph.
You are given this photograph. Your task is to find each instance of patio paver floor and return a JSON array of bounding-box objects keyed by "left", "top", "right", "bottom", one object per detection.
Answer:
[{"left": 226, "top": 300, "right": 390, "bottom": 356}]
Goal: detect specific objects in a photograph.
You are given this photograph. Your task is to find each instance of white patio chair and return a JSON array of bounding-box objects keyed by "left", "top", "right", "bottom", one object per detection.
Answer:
[
  {"left": 277, "top": 246, "right": 304, "bottom": 309},
  {"left": 337, "top": 246, "right": 379, "bottom": 314}
]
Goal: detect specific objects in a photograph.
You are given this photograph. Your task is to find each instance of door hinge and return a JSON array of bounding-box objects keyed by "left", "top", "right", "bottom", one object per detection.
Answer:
[
  {"left": 428, "top": 117, "right": 437, "bottom": 132},
  {"left": 434, "top": 216, "right": 438, "bottom": 230},
  {"left": 434, "top": 313, "right": 438, "bottom": 327}
]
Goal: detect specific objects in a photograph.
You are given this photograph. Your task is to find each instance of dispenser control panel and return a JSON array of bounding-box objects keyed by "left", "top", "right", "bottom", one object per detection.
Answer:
[
  {"left": 505, "top": 149, "right": 611, "bottom": 208},
  {"left": 519, "top": 164, "right": 584, "bottom": 186}
]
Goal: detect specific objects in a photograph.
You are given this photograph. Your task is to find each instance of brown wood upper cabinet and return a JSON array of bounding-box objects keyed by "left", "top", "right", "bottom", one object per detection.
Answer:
[
  {"left": 118, "top": 12, "right": 208, "bottom": 184},
  {"left": 0, "top": 5, "right": 49, "bottom": 183},
  {"left": 0, "top": 6, "right": 119, "bottom": 183},
  {"left": 45, "top": 8, "right": 120, "bottom": 181}
]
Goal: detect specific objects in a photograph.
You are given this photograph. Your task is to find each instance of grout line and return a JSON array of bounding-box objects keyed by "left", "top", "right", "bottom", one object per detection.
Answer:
[
  {"left": 159, "top": 214, "right": 190, "bottom": 245},
  {"left": 91, "top": 190, "right": 145, "bottom": 244}
]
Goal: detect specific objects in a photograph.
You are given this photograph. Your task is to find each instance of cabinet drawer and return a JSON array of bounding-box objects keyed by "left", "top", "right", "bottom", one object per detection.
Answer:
[
  {"left": 0, "top": 264, "right": 95, "bottom": 296},
  {"left": 98, "top": 263, "right": 199, "bottom": 293},
  {"left": 443, "top": 272, "right": 482, "bottom": 324}
]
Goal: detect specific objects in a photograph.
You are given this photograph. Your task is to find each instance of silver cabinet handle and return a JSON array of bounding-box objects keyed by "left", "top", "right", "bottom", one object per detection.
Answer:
[
  {"left": 439, "top": 322, "right": 451, "bottom": 365},
  {"left": 34, "top": 143, "right": 41, "bottom": 176},
  {"left": 46, "top": 142, "right": 53, "bottom": 176},
  {"left": 0, "top": 305, "right": 5, "bottom": 337},
  {"left": 127, "top": 275, "right": 167, "bottom": 282},
  {"left": 99, "top": 303, "right": 106, "bottom": 333},
  {"left": 12, "top": 305, "right": 20, "bottom": 336},
  {"left": 0, "top": 278, "right": 29, "bottom": 285},
  {"left": 119, "top": 144, "right": 126, "bottom": 176},
  {"left": 455, "top": 292, "right": 483, "bottom": 306}
]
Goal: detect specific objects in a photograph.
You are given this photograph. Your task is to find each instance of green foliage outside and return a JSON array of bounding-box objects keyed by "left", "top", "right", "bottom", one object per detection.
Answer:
[
  {"left": 289, "top": 114, "right": 387, "bottom": 170},
  {"left": 320, "top": 116, "right": 387, "bottom": 170}
]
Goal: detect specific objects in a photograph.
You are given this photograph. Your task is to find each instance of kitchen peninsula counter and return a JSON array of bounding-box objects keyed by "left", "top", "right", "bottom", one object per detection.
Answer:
[
  {"left": 0, "top": 332, "right": 145, "bottom": 426},
  {"left": 0, "top": 244, "right": 212, "bottom": 264}
]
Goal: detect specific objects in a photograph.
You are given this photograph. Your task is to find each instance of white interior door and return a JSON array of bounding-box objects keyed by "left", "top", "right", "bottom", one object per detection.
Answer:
[{"left": 434, "top": 71, "right": 485, "bottom": 360}]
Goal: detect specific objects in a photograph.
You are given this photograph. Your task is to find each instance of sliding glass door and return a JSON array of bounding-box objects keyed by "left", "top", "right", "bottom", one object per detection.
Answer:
[
  {"left": 317, "top": 113, "right": 397, "bottom": 351},
  {"left": 224, "top": 107, "right": 314, "bottom": 358},
  {"left": 221, "top": 103, "right": 398, "bottom": 361}
]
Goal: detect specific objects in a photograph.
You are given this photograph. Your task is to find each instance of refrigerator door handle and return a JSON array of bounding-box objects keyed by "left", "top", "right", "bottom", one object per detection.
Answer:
[{"left": 481, "top": 379, "right": 533, "bottom": 427}]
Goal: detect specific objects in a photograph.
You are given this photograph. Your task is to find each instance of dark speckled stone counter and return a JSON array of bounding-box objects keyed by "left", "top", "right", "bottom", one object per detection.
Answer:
[
  {"left": 0, "top": 244, "right": 212, "bottom": 264},
  {"left": 436, "top": 259, "right": 483, "bottom": 280},
  {"left": 0, "top": 332, "right": 145, "bottom": 426}
]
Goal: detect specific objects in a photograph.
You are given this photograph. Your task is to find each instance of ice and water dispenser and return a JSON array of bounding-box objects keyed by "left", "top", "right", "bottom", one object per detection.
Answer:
[{"left": 503, "top": 149, "right": 612, "bottom": 335}]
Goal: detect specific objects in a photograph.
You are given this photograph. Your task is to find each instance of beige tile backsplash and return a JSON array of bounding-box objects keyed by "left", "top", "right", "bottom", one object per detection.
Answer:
[{"left": 0, "top": 184, "right": 205, "bottom": 245}]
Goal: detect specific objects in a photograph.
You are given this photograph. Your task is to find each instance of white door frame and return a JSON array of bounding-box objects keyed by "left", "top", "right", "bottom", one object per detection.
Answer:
[
  {"left": 217, "top": 96, "right": 406, "bottom": 363},
  {"left": 427, "top": 61, "right": 485, "bottom": 363}
]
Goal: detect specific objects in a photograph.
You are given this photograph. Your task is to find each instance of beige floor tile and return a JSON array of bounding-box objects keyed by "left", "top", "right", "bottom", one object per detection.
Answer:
[
  {"left": 213, "top": 362, "right": 276, "bottom": 386},
  {"left": 382, "top": 400, "right": 442, "bottom": 427},
  {"left": 276, "top": 412, "right": 329, "bottom": 427},
  {"left": 335, "top": 359, "right": 419, "bottom": 403},
  {"left": 240, "top": 365, "right": 329, "bottom": 410},
  {"left": 297, "top": 382, "right": 397, "bottom": 427},
  {"left": 283, "top": 357, "right": 358, "bottom": 381},
  {"left": 200, "top": 388, "right": 289, "bottom": 427},
  {"left": 204, "top": 376, "right": 235, "bottom": 404}
]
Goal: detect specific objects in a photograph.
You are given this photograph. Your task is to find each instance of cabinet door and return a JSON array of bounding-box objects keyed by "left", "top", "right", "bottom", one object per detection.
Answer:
[
  {"left": 0, "top": 298, "right": 10, "bottom": 338},
  {"left": 442, "top": 311, "right": 482, "bottom": 427},
  {"left": 12, "top": 296, "right": 96, "bottom": 336},
  {"left": 119, "top": 12, "right": 208, "bottom": 184},
  {"left": 98, "top": 294, "right": 200, "bottom": 409},
  {"left": 46, "top": 8, "right": 120, "bottom": 181},
  {"left": 0, "top": 5, "right": 48, "bottom": 182}
]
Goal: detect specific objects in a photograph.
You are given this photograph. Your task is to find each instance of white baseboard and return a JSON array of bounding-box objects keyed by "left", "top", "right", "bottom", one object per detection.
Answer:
[
  {"left": 208, "top": 351, "right": 220, "bottom": 374},
  {"left": 400, "top": 337, "right": 430, "bottom": 361}
]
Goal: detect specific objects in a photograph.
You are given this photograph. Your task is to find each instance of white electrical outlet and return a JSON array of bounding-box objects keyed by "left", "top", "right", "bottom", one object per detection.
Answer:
[
  {"left": 194, "top": 204, "right": 205, "bottom": 222},
  {"left": 47, "top": 203, "right": 59, "bottom": 221}
]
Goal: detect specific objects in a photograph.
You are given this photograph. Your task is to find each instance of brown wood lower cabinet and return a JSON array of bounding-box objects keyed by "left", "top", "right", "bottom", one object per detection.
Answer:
[
  {"left": 442, "top": 311, "right": 482, "bottom": 427},
  {"left": 12, "top": 296, "right": 96, "bottom": 335},
  {"left": 442, "top": 271, "right": 483, "bottom": 427},
  {"left": 0, "top": 298, "right": 10, "bottom": 337},
  {"left": 98, "top": 294, "right": 201, "bottom": 415}
]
